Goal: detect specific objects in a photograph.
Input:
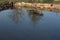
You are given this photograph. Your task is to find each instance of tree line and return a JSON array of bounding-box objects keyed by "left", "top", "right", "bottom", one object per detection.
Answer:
[{"left": 28, "top": 0, "right": 54, "bottom": 3}]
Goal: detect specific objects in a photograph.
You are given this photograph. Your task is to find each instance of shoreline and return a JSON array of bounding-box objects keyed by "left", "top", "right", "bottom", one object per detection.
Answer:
[
  {"left": 0, "top": 1, "right": 60, "bottom": 12},
  {"left": 14, "top": 2, "right": 60, "bottom": 11}
]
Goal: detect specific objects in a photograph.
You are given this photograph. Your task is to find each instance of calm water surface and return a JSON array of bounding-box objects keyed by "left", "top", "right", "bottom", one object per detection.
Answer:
[{"left": 0, "top": 8, "right": 60, "bottom": 40}]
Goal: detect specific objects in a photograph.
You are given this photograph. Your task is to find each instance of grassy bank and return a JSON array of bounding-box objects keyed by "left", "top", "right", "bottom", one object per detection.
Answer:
[
  {"left": 0, "top": 0, "right": 60, "bottom": 4},
  {"left": 0, "top": 0, "right": 28, "bottom": 3}
]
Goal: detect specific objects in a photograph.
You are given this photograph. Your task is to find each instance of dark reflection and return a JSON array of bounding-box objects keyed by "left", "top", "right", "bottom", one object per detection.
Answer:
[
  {"left": 28, "top": 9, "right": 43, "bottom": 27},
  {"left": 8, "top": 8, "right": 44, "bottom": 25},
  {"left": 29, "top": 10, "right": 43, "bottom": 15},
  {"left": 8, "top": 9, "right": 22, "bottom": 23}
]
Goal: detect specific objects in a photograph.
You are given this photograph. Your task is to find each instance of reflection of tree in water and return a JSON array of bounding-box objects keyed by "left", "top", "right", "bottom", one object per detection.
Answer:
[
  {"left": 9, "top": 9, "right": 22, "bottom": 24},
  {"left": 28, "top": 10, "right": 43, "bottom": 28}
]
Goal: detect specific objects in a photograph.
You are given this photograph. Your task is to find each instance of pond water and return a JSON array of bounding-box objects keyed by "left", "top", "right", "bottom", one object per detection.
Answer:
[{"left": 0, "top": 8, "right": 60, "bottom": 40}]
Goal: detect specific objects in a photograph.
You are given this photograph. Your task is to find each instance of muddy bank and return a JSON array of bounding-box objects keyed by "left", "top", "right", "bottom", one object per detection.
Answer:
[{"left": 14, "top": 2, "right": 60, "bottom": 11}]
